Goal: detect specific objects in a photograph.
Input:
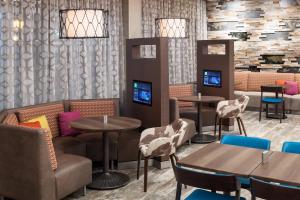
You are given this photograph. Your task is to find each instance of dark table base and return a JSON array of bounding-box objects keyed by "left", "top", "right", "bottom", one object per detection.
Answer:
[
  {"left": 88, "top": 171, "right": 130, "bottom": 190},
  {"left": 191, "top": 133, "right": 216, "bottom": 144},
  {"left": 266, "top": 113, "right": 288, "bottom": 119}
]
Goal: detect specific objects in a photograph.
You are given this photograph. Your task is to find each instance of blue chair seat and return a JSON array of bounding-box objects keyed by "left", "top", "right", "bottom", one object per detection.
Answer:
[
  {"left": 185, "top": 188, "right": 246, "bottom": 200},
  {"left": 262, "top": 97, "right": 283, "bottom": 103}
]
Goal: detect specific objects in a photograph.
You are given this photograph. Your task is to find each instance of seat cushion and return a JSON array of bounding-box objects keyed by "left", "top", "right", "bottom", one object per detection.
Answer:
[
  {"left": 76, "top": 132, "right": 118, "bottom": 161},
  {"left": 53, "top": 136, "right": 86, "bottom": 157},
  {"left": 169, "top": 84, "right": 194, "bottom": 107},
  {"left": 262, "top": 97, "right": 283, "bottom": 103},
  {"left": 55, "top": 154, "right": 92, "bottom": 199},
  {"left": 17, "top": 103, "right": 64, "bottom": 137},
  {"left": 185, "top": 188, "right": 246, "bottom": 200}
]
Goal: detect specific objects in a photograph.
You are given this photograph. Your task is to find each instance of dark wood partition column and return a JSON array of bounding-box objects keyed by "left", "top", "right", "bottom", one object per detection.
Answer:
[
  {"left": 125, "top": 38, "right": 169, "bottom": 128},
  {"left": 197, "top": 40, "right": 234, "bottom": 128}
]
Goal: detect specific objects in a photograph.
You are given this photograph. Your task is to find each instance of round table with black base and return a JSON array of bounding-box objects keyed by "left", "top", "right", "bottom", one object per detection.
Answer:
[
  {"left": 177, "top": 96, "right": 225, "bottom": 144},
  {"left": 71, "top": 116, "right": 141, "bottom": 190}
]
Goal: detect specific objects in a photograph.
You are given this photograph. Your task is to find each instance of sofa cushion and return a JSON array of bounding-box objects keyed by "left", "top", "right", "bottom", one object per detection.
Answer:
[
  {"left": 53, "top": 136, "right": 86, "bottom": 157},
  {"left": 70, "top": 100, "right": 117, "bottom": 117},
  {"left": 25, "top": 115, "right": 51, "bottom": 131},
  {"left": 2, "top": 113, "right": 19, "bottom": 125},
  {"left": 17, "top": 103, "right": 64, "bottom": 137},
  {"left": 169, "top": 84, "right": 194, "bottom": 107},
  {"left": 59, "top": 112, "right": 81, "bottom": 137},
  {"left": 76, "top": 132, "right": 118, "bottom": 161},
  {"left": 247, "top": 72, "right": 295, "bottom": 92},
  {"left": 235, "top": 71, "right": 249, "bottom": 91},
  {"left": 19, "top": 121, "right": 42, "bottom": 129},
  {"left": 55, "top": 154, "right": 92, "bottom": 199},
  {"left": 285, "top": 81, "right": 299, "bottom": 95}
]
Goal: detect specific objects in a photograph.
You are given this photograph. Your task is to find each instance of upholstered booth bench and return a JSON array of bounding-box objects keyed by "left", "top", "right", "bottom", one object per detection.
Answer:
[{"left": 234, "top": 72, "right": 300, "bottom": 112}]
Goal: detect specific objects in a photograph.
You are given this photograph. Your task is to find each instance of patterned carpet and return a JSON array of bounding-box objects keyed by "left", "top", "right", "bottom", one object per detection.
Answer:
[{"left": 67, "top": 111, "right": 300, "bottom": 200}]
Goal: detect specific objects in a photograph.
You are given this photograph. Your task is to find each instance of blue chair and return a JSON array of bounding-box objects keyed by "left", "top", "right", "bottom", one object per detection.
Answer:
[
  {"left": 282, "top": 141, "right": 300, "bottom": 154},
  {"left": 170, "top": 154, "right": 246, "bottom": 200},
  {"left": 250, "top": 178, "right": 300, "bottom": 200},
  {"left": 221, "top": 135, "right": 271, "bottom": 189}
]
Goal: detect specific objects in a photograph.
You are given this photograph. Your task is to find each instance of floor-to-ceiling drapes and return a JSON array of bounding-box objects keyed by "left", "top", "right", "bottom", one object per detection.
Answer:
[
  {"left": 0, "top": 0, "right": 124, "bottom": 110},
  {"left": 141, "top": 0, "right": 207, "bottom": 84}
]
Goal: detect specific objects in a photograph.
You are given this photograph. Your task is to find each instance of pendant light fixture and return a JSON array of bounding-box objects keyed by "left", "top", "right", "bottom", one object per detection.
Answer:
[
  {"left": 155, "top": 0, "right": 189, "bottom": 38},
  {"left": 59, "top": 9, "right": 109, "bottom": 39}
]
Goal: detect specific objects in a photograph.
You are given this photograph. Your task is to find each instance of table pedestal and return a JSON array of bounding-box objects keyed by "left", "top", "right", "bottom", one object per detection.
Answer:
[
  {"left": 88, "top": 132, "right": 130, "bottom": 190},
  {"left": 191, "top": 103, "right": 216, "bottom": 144}
]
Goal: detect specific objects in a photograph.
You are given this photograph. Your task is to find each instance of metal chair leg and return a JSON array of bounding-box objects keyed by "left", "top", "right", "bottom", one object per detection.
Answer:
[
  {"left": 236, "top": 117, "right": 243, "bottom": 135},
  {"left": 218, "top": 118, "right": 222, "bottom": 140},
  {"left": 137, "top": 149, "right": 141, "bottom": 180},
  {"left": 259, "top": 102, "right": 262, "bottom": 122},
  {"left": 214, "top": 114, "right": 218, "bottom": 137},
  {"left": 238, "top": 117, "right": 247, "bottom": 136},
  {"left": 144, "top": 158, "right": 148, "bottom": 192}
]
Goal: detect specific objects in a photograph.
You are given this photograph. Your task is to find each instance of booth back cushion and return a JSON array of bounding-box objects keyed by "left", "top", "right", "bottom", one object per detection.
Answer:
[
  {"left": 247, "top": 72, "right": 295, "bottom": 91},
  {"left": 70, "top": 100, "right": 117, "bottom": 117},
  {"left": 169, "top": 84, "right": 194, "bottom": 107},
  {"left": 235, "top": 71, "right": 249, "bottom": 91},
  {"left": 294, "top": 74, "right": 300, "bottom": 90},
  {"left": 17, "top": 103, "right": 64, "bottom": 138},
  {"left": 2, "top": 113, "right": 19, "bottom": 125}
]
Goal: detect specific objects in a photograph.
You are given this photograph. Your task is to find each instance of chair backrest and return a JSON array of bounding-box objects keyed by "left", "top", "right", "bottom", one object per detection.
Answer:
[
  {"left": 261, "top": 86, "right": 284, "bottom": 99},
  {"left": 221, "top": 135, "right": 271, "bottom": 150},
  {"left": 237, "top": 95, "right": 250, "bottom": 112},
  {"left": 282, "top": 142, "right": 300, "bottom": 154},
  {"left": 170, "top": 154, "right": 241, "bottom": 199},
  {"left": 250, "top": 178, "right": 300, "bottom": 200}
]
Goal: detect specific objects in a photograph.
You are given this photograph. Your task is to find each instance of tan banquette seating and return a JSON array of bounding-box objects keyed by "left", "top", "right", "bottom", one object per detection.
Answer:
[
  {"left": 234, "top": 72, "right": 300, "bottom": 111},
  {"left": 0, "top": 99, "right": 141, "bottom": 200}
]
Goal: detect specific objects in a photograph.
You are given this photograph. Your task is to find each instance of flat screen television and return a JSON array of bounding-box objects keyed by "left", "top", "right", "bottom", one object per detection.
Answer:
[
  {"left": 203, "top": 70, "right": 222, "bottom": 88},
  {"left": 133, "top": 80, "right": 152, "bottom": 106}
]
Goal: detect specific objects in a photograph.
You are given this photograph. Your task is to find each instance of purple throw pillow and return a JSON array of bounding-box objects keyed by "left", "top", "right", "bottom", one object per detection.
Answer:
[
  {"left": 285, "top": 81, "right": 299, "bottom": 95},
  {"left": 59, "top": 112, "right": 81, "bottom": 136}
]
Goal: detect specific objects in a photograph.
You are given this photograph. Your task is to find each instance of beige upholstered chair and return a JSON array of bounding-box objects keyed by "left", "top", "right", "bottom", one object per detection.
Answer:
[
  {"left": 214, "top": 95, "right": 250, "bottom": 140},
  {"left": 137, "top": 119, "right": 189, "bottom": 192}
]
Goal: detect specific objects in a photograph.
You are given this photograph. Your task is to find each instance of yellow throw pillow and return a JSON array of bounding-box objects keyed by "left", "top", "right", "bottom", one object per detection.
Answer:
[{"left": 25, "top": 115, "right": 51, "bottom": 135}]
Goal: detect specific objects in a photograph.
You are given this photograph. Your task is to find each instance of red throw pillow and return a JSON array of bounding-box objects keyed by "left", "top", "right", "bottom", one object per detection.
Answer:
[
  {"left": 59, "top": 112, "right": 81, "bottom": 137},
  {"left": 275, "top": 80, "right": 286, "bottom": 86},
  {"left": 285, "top": 81, "right": 299, "bottom": 95},
  {"left": 19, "top": 121, "right": 41, "bottom": 128}
]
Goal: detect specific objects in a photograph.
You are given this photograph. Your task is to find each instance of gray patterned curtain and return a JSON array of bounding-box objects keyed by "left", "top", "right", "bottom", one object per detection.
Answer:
[
  {"left": 0, "top": 0, "right": 124, "bottom": 110},
  {"left": 141, "top": 0, "right": 207, "bottom": 84}
]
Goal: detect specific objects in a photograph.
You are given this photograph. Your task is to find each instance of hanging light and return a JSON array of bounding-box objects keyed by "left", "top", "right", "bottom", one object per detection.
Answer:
[
  {"left": 155, "top": 0, "right": 189, "bottom": 38},
  {"left": 59, "top": 9, "right": 109, "bottom": 39}
]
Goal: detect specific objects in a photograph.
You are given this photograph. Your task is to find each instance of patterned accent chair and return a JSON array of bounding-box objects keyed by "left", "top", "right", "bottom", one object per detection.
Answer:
[
  {"left": 137, "top": 119, "right": 189, "bottom": 192},
  {"left": 214, "top": 95, "right": 250, "bottom": 140}
]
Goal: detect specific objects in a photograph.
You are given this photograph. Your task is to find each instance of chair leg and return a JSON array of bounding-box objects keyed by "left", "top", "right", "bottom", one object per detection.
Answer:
[
  {"left": 175, "top": 182, "right": 182, "bottom": 200},
  {"left": 218, "top": 118, "right": 222, "bottom": 140},
  {"left": 236, "top": 117, "right": 243, "bottom": 135},
  {"left": 83, "top": 186, "right": 87, "bottom": 196},
  {"left": 239, "top": 117, "right": 247, "bottom": 136},
  {"left": 144, "top": 158, "right": 148, "bottom": 192},
  {"left": 214, "top": 114, "right": 218, "bottom": 137},
  {"left": 266, "top": 104, "right": 269, "bottom": 118},
  {"left": 259, "top": 102, "right": 262, "bottom": 122},
  {"left": 280, "top": 102, "right": 284, "bottom": 123},
  {"left": 137, "top": 149, "right": 141, "bottom": 180}
]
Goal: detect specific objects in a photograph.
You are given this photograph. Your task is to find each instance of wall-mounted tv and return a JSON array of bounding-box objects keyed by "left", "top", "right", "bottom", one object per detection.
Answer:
[
  {"left": 133, "top": 80, "right": 152, "bottom": 106},
  {"left": 203, "top": 70, "right": 222, "bottom": 88}
]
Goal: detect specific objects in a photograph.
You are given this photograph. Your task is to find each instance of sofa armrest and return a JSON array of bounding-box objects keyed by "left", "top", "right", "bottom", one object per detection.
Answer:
[
  {"left": 169, "top": 97, "right": 180, "bottom": 123},
  {"left": 0, "top": 125, "right": 56, "bottom": 200}
]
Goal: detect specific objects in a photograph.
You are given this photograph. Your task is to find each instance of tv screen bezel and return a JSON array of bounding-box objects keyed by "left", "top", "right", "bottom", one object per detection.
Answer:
[
  {"left": 132, "top": 80, "right": 153, "bottom": 106},
  {"left": 203, "top": 69, "right": 222, "bottom": 88}
]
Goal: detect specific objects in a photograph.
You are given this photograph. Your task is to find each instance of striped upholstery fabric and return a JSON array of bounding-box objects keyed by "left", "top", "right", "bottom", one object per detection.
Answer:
[
  {"left": 17, "top": 103, "right": 64, "bottom": 137},
  {"left": 41, "top": 128, "right": 57, "bottom": 170},
  {"left": 248, "top": 72, "right": 295, "bottom": 91},
  {"left": 70, "top": 100, "right": 117, "bottom": 118},
  {"left": 2, "top": 113, "right": 19, "bottom": 125},
  {"left": 169, "top": 84, "right": 194, "bottom": 107},
  {"left": 235, "top": 71, "right": 249, "bottom": 91},
  {"left": 294, "top": 74, "right": 300, "bottom": 92}
]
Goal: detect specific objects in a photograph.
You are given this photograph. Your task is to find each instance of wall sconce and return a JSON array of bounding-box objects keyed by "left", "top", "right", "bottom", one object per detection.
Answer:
[{"left": 59, "top": 9, "right": 109, "bottom": 39}]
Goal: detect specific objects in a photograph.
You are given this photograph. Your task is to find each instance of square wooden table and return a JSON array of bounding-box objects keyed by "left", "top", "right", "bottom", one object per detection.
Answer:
[
  {"left": 251, "top": 151, "right": 300, "bottom": 186},
  {"left": 178, "top": 143, "right": 265, "bottom": 177}
]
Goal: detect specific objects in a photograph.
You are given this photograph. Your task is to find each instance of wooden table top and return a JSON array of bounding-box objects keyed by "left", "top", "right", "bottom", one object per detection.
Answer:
[
  {"left": 70, "top": 116, "right": 141, "bottom": 132},
  {"left": 177, "top": 96, "right": 225, "bottom": 103},
  {"left": 251, "top": 151, "right": 300, "bottom": 186},
  {"left": 178, "top": 143, "right": 265, "bottom": 177}
]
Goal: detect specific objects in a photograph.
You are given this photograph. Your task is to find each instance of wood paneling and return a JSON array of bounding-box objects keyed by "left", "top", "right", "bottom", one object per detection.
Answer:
[{"left": 207, "top": 0, "right": 300, "bottom": 69}]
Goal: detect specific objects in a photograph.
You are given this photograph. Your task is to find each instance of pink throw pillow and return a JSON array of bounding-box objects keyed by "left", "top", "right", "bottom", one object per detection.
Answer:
[
  {"left": 59, "top": 112, "right": 81, "bottom": 136},
  {"left": 285, "top": 81, "right": 299, "bottom": 95}
]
